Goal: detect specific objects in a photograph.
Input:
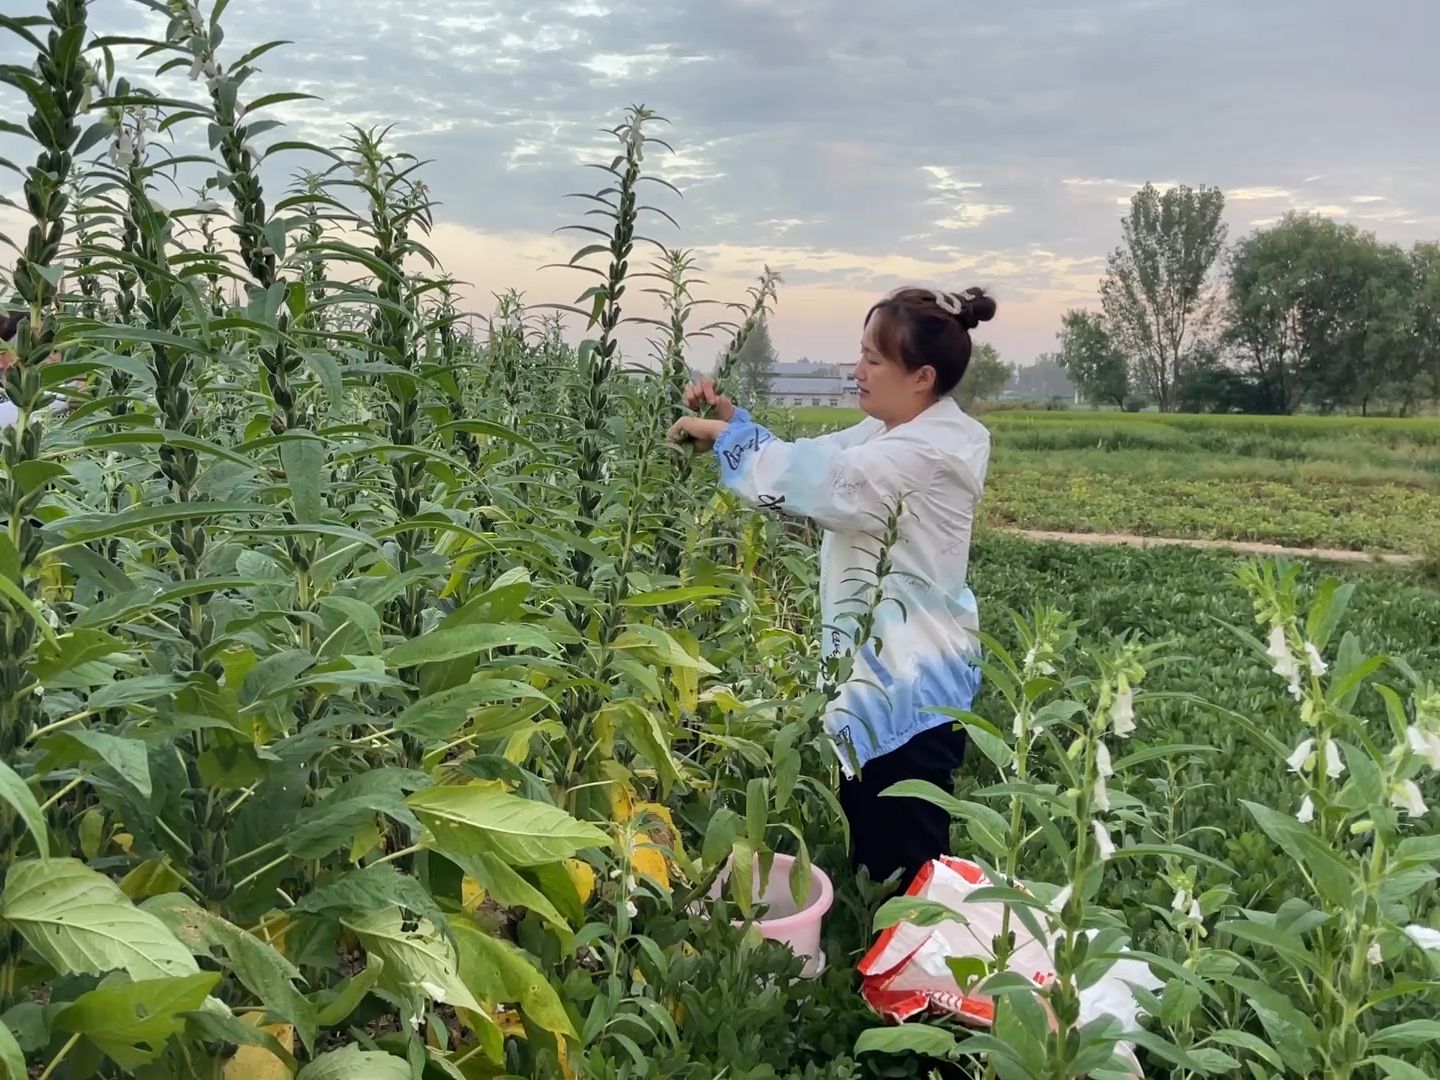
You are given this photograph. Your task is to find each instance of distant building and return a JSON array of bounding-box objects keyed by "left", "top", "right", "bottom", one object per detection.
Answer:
[{"left": 763, "top": 361, "right": 858, "bottom": 408}]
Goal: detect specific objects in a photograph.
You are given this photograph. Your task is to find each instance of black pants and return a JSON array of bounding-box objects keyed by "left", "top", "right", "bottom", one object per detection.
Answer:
[{"left": 838, "top": 721, "right": 968, "bottom": 888}]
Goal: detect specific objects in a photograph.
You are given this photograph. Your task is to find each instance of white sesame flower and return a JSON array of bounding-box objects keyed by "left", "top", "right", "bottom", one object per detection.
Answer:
[
  {"left": 188, "top": 54, "right": 204, "bottom": 81},
  {"left": 1406, "top": 725, "right": 1440, "bottom": 771},
  {"left": 1405, "top": 925, "right": 1440, "bottom": 951},
  {"left": 1323, "top": 740, "right": 1344, "bottom": 779},
  {"left": 1286, "top": 739, "right": 1314, "bottom": 774},
  {"left": 1093, "top": 775, "right": 1110, "bottom": 813},
  {"left": 1288, "top": 679, "right": 1304, "bottom": 701},
  {"left": 1187, "top": 899, "right": 1202, "bottom": 923},
  {"left": 1304, "top": 642, "right": 1327, "bottom": 676},
  {"left": 1096, "top": 740, "right": 1114, "bottom": 779},
  {"left": 1390, "top": 780, "right": 1428, "bottom": 819},
  {"left": 1110, "top": 688, "right": 1135, "bottom": 737},
  {"left": 1367, "top": 940, "right": 1382, "bottom": 966},
  {"left": 1296, "top": 796, "right": 1315, "bottom": 823},
  {"left": 1171, "top": 888, "right": 1187, "bottom": 912},
  {"left": 110, "top": 131, "right": 135, "bottom": 169},
  {"left": 406, "top": 1010, "right": 422, "bottom": 1032},
  {"left": 1049, "top": 884, "right": 1072, "bottom": 915},
  {"left": 1012, "top": 712, "right": 1024, "bottom": 739},
  {"left": 1268, "top": 624, "right": 1300, "bottom": 682},
  {"left": 1023, "top": 645, "right": 1037, "bottom": 667},
  {"left": 1092, "top": 819, "right": 1115, "bottom": 861}
]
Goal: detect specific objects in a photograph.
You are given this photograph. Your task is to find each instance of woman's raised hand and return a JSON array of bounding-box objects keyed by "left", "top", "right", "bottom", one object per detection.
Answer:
[{"left": 682, "top": 378, "right": 735, "bottom": 421}]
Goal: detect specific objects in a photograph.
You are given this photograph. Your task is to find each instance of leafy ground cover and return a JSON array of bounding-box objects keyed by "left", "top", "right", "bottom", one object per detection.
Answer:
[
  {"left": 1, "top": 6, "right": 1438, "bottom": 1079},
  {"left": 778, "top": 409, "right": 1440, "bottom": 554}
]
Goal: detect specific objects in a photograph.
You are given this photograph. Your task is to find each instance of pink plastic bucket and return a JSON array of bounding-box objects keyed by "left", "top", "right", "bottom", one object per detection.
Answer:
[{"left": 706, "top": 853, "right": 834, "bottom": 978}]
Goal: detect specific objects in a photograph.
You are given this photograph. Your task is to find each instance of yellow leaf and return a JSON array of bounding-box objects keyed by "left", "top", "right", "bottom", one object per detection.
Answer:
[
  {"left": 670, "top": 663, "right": 698, "bottom": 713},
  {"left": 502, "top": 729, "right": 531, "bottom": 765},
  {"left": 221, "top": 1013, "right": 292, "bottom": 1080},
  {"left": 630, "top": 843, "right": 669, "bottom": 891},
  {"left": 462, "top": 876, "right": 487, "bottom": 913},
  {"left": 349, "top": 819, "right": 382, "bottom": 864},
  {"left": 562, "top": 859, "right": 596, "bottom": 905},
  {"left": 250, "top": 913, "right": 291, "bottom": 958},
  {"left": 496, "top": 1008, "right": 524, "bottom": 1038},
  {"left": 118, "top": 859, "right": 186, "bottom": 900}
]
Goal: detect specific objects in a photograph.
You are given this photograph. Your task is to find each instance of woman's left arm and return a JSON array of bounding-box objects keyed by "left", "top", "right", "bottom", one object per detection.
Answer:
[{"left": 711, "top": 409, "right": 934, "bottom": 532}]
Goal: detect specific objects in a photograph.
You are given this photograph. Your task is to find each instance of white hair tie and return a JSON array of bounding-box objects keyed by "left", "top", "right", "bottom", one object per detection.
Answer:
[{"left": 932, "top": 290, "right": 963, "bottom": 316}]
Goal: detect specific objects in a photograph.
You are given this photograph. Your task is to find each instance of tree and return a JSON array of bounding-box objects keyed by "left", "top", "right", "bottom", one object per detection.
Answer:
[
  {"left": 1410, "top": 243, "right": 1440, "bottom": 406},
  {"left": 729, "top": 316, "right": 778, "bottom": 406},
  {"left": 1056, "top": 309, "right": 1128, "bottom": 407},
  {"left": 1101, "top": 183, "right": 1228, "bottom": 411},
  {"left": 1224, "top": 214, "right": 1416, "bottom": 415},
  {"left": 956, "top": 342, "right": 1009, "bottom": 407}
]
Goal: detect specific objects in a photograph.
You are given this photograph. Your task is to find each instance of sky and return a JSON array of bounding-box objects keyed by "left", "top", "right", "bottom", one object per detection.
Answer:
[{"left": 3, "top": 0, "right": 1439, "bottom": 368}]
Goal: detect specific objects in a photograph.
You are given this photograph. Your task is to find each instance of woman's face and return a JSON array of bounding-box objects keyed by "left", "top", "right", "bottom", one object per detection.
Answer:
[{"left": 854, "top": 315, "right": 934, "bottom": 424}]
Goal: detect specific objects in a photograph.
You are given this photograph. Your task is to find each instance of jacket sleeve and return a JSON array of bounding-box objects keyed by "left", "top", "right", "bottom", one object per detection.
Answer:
[{"left": 712, "top": 409, "right": 934, "bottom": 533}]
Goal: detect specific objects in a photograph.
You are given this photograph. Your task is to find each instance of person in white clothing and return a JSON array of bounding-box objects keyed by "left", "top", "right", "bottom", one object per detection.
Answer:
[
  {"left": 0, "top": 309, "right": 77, "bottom": 427},
  {"left": 669, "top": 286, "right": 995, "bottom": 886}
]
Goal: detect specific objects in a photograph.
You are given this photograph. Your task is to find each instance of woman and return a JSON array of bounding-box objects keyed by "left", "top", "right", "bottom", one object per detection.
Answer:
[
  {"left": 669, "top": 286, "right": 995, "bottom": 887},
  {"left": 0, "top": 309, "right": 78, "bottom": 428}
]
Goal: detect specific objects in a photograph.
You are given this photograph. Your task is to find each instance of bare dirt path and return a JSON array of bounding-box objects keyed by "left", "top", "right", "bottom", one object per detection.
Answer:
[{"left": 1001, "top": 528, "right": 1423, "bottom": 568}]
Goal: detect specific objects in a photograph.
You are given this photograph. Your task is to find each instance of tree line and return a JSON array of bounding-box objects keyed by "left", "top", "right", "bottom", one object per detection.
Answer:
[{"left": 1056, "top": 184, "right": 1440, "bottom": 415}]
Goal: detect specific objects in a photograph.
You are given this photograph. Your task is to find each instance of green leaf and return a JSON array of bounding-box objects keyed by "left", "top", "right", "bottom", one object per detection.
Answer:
[
  {"left": 1215, "top": 919, "right": 1318, "bottom": 975},
  {"left": 438, "top": 848, "right": 571, "bottom": 935},
  {"left": 314, "top": 958, "right": 383, "bottom": 1027},
  {"left": 0, "top": 1020, "right": 24, "bottom": 1080},
  {"left": 340, "top": 907, "right": 482, "bottom": 1014},
  {"left": 285, "top": 770, "right": 428, "bottom": 859},
  {"left": 86, "top": 674, "right": 185, "bottom": 711},
  {"left": 0, "top": 860, "right": 197, "bottom": 981},
  {"left": 1241, "top": 800, "right": 1353, "bottom": 907},
  {"left": 144, "top": 895, "right": 317, "bottom": 1052},
  {"left": 394, "top": 678, "right": 554, "bottom": 741},
  {"left": 386, "top": 623, "right": 560, "bottom": 668},
  {"left": 618, "top": 585, "right": 730, "bottom": 607},
  {"left": 855, "top": 1023, "right": 957, "bottom": 1058},
  {"left": 1368, "top": 1019, "right": 1440, "bottom": 1050},
  {"left": 297, "top": 1046, "right": 411, "bottom": 1080},
  {"left": 53, "top": 501, "right": 275, "bottom": 545},
  {"left": 38, "top": 730, "right": 151, "bottom": 799},
  {"left": 1368, "top": 1056, "right": 1433, "bottom": 1080},
  {"left": 292, "top": 863, "right": 451, "bottom": 941},
  {"left": 448, "top": 916, "right": 576, "bottom": 1037},
  {"left": 0, "top": 760, "right": 47, "bottom": 857},
  {"left": 55, "top": 973, "right": 220, "bottom": 1069},
  {"left": 316, "top": 595, "right": 382, "bottom": 654},
  {"left": 279, "top": 435, "right": 325, "bottom": 523},
  {"left": 407, "top": 785, "right": 610, "bottom": 867},
  {"left": 1205, "top": 1029, "right": 1283, "bottom": 1070},
  {"left": 612, "top": 624, "right": 720, "bottom": 674},
  {"left": 0, "top": 569, "right": 57, "bottom": 648},
  {"left": 874, "top": 896, "right": 968, "bottom": 932}
]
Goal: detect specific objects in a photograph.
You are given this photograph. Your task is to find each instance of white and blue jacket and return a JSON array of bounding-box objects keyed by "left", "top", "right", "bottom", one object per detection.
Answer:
[{"left": 713, "top": 396, "right": 990, "bottom": 777}]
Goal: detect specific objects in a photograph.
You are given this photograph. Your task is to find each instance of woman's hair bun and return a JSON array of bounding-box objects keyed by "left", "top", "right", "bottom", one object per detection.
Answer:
[{"left": 954, "top": 287, "right": 996, "bottom": 331}]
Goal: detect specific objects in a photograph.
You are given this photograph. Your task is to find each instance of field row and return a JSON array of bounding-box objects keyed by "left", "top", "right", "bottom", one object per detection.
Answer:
[{"left": 775, "top": 408, "right": 1440, "bottom": 554}]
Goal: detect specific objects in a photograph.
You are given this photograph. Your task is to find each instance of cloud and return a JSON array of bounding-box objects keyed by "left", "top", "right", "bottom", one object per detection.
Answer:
[{"left": 1, "top": 0, "right": 1437, "bottom": 366}]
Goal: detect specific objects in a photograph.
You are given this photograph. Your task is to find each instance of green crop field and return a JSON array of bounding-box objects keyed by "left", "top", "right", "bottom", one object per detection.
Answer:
[
  {"left": 1, "top": 6, "right": 1439, "bottom": 1080},
  {"left": 776, "top": 408, "right": 1440, "bottom": 554}
]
